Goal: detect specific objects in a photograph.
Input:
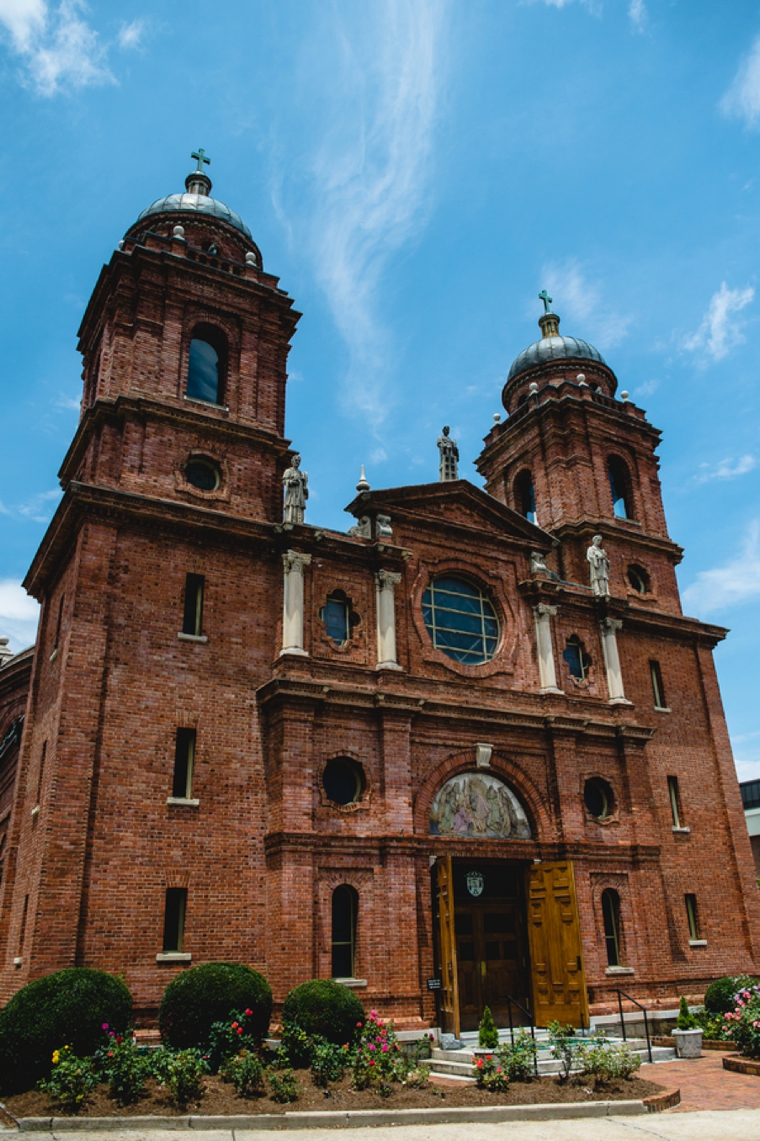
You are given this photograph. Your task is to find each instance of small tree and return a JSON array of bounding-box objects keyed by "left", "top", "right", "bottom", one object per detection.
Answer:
[
  {"left": 676, "top": 995, "right": 697, "bottom": 1030},
  {"left": 478, "top": 1005, "right": 499, "bottom": 1049}
]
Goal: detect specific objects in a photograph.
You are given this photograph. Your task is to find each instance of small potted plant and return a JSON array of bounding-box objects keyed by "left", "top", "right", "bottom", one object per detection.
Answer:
[
  {"left": 673, "top": 995, "right": 703, "bottom": 1059},
  {"left": 475, "top": 1005, "right": 499, "bottom": 1053}
]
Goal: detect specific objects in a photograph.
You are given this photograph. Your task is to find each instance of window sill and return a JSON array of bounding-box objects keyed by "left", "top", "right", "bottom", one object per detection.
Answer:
[
  {"left": 166, "top": 797, "right": 199, "bottom": 807},
  {"left": 654, "top": 706, "right": 671, "bottom": 714},
  {"left": 333, "top": 977, "right": 367, "bottom": 989},
  {"left": 31, "top": 805, "right": 40, "bottom": 818},
  {"left": 49, "top": 648, "right": 58, "bottom": 663},
  {"left": 605, "top": 966, "right": 635, "bottom": 976},
  {"left": 183, "top": 395, "right": 229, "bottom": 412},
  {"left": 672, "top": 826, "right": 691, "bottom": 834},
  {"left": 688, "top": 939, "right": 707, "bottom": 948},
  {"left": 177, "top": 633, "right": 208, "bottom": 643},
  {"left": 156, "top": 952, "right": 192, "bottom": 963},
  {"left": 13, "top": 956, "right": 22, "bottom": 967}
]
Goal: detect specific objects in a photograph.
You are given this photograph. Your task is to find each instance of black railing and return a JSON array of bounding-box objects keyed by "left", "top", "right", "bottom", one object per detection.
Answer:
[
  {"left": 505, "top": 995, "right": 539, "bottom": 1077},
  {"left": 615, "top": 989, "right": 653, "bottom": 1063}
]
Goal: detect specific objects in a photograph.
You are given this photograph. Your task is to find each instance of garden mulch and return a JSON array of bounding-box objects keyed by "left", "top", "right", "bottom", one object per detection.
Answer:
[{"left": 1, "top": 1072, "right": 666, "bottom": 1121}]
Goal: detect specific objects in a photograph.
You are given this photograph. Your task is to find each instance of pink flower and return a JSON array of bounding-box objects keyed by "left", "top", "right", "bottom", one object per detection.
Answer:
[
  {"left": 381, "top": 1044, "right": 389, "bottom": 1053},
  {"left": 370, "top": 1010, "right": 378, "bottom": 1019},
  {"left": 102, "top": 1023, "right": 109, "bottom": 1030},
  {"left": 369, "top": 1060, "right": 375, "bottom": 1066},
  {"left": 369, "top": 1043, "right": 376, "bottom": 1051}
]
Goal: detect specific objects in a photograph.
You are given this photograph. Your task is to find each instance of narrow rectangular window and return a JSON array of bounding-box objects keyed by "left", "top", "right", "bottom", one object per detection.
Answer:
[
  {"left": 182, "top": 574, "right": 204, "bottom": 636},
  {"left": 18, "top": 894, "right": 29, "bottom": 955},
  {"left": 685, "top": 893, "right": 699, "bottom": 941},
  {"left": 36, "top": 741, "right": 47, "bottom": 805},
  {"left": 163, "top": 888, "right": 187, "bottom": 952},
  {"left": 668, "top": 776, "right": 682, "bottom": 828},
  {"left": 172, "top": 729, "right": 196, "bottom": 799},
  {"left": 54, "top": 594, "right": 65, "bottom": 651},
  {"left": 650, "top": 660, "right": 667, "bottom": 708}
]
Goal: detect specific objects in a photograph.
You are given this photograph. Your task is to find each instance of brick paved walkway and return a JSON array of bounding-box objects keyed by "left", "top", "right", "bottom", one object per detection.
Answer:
[{"left": 641, "top": 1049, "right": 760, "bottom": 1112}]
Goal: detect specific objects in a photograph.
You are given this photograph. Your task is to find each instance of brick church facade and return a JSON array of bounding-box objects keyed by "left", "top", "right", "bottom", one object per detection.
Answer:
[{"left": 1, "top": 161, "right": 758, "bottom": 1031}]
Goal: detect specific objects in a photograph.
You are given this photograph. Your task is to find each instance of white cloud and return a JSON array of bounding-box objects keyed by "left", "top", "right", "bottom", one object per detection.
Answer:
[
  {"left": 0, "top": 0, "right": 114, "bottom": 94},
  {"left": 628, "top": 0, "right": 647, "bottom": 32},
  {"left": 277, "top": 0, "right": 448, "bottom": 420},
  {"left": 118, "top": 18, "right": 144, "bottom": 50},
  {"left": 634, "top": 378, "right": 658, "bottom": 399},
  {"left": 682, "top": 520, "right": 760, "bottom": 616},
  {"left": 55, "top": 392, "right": 81, "bottom": 411},
  {"left": 721, "top": 35, "right": 760, "bottom": 129},
  {"left": 17, "top": 487, "right": 61, "bottom": 523},
  {"left": 694, "top": 455, "right": 756, "bottom": 485},
  {"left": 0, "top": 579, "right": 39, "bottom": 653},
  {"left": 682, "top": 282, "right": 754, "bottom": 363},
  {"left": 540, "top": 259, "right": 633, "bottom": 351},
  {"left": 529, "top": 0, "right": 597, "bottom": 9}
]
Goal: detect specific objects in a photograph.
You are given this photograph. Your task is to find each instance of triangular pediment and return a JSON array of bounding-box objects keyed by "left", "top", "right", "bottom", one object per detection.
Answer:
[{"left": 345, "top": 479, "right": 553, "bottom": 547}]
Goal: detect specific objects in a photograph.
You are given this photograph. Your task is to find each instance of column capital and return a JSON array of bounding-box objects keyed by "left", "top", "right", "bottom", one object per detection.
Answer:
[
  {"left": 601, "top": 617, "right": 623, "bottom": 634},
  {"left": 376, "top": 569, "right": 402, "bottom": 589},
  {"left": 534, "top": 602, "right": 558, "bottom": 619},
  {"left": 283, "top": 550, "right": 312, "bottom": 575}
]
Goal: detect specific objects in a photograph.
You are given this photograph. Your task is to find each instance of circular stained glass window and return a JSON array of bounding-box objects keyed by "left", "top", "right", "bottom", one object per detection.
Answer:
[
  {"left": 422, "top": 576, "right": 499, "bottom": 665},
  {"left": 185, "top": 457, "right": 220, "bottom": 491},
  {"left": 584, "top": 778, "right": 614, "bottom": 820},
  {"left": 323, "top": 758, "right": 365, "bottom": 806}
]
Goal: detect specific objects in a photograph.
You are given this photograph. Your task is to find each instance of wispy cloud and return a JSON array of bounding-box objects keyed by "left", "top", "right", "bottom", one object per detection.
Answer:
[
  {"left": 628, "top": 0, "right": 647, "bottom": 33},
  {"left": 634, "top": 378, "right": 658, "bottom": 400},
  {"left": 721, "top": 35, "right": 760, "bottom": 128},
  {"left": 682, "top": 282, "right": 754, "bottom": 363},
  {"left": 682, "top": 520, "right": 760, "bottom": 616},
  {"left": 16, "top": 488, "right": 61, "bottom": 523},
  {"left": 528, "top": 0, "right": 597, "bottom": 10},
  {"left": 694, "top": 455, "right": 756, "bottom": 485},
  {"left": 540, "top": 259, "right": 633, "bottom": 351},
  {"left": 0, "top": 579, "right": 40, "bottom": 653},
  {"left": 0, "top": 1, "right": 145, "bottom": 95},
  {"left": 275, "top": 0, "right": 448, "bottom": 421}
]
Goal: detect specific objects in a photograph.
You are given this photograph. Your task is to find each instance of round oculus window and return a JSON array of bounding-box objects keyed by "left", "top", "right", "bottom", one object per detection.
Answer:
[
  {"left": 185, "top": 457, "right": 221, "bottom": 491},
  {"left": 627, "top": 565, "right": 649, "bottom": 594},
  {"left": 322, "top": 758, "right": 366, "bottom": 806},
  {"left": 422, "top": 575, "right": 499, "bottom": 665},
  {"left": 584, "top": 778, "right": 614, "bottom": 820}
]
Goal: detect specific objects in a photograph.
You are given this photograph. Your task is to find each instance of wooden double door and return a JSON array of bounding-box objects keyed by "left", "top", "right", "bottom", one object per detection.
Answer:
[{"left": 434, "top": 856, "right": 589, "bottom": 1035}]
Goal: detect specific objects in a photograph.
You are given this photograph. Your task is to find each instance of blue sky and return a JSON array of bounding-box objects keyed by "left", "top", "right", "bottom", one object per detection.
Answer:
[{"left": 1, "top": 0, "right": 759, "bottom": 779}]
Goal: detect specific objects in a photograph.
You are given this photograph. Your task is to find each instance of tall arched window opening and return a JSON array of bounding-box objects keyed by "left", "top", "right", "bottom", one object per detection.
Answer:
[
  {"left": 186, "top": 326, "right": 226, "bottom": 405},
  {"left": 331, "top": 884, "right": 358, "bottom": 978},
  {"left": 514, "top": 469, "right": 536, "bottom": 524},
  {"left": 607, "top": 456, "right": 633, "bottom": 519},
  {"left": 601, "top": 888, "right": 622, "bottom": 966}
]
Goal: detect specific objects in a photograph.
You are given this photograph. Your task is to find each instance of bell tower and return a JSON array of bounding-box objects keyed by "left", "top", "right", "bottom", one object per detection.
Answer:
[{"left": 476, "top": 296, "right": 683, "bottom": 613}]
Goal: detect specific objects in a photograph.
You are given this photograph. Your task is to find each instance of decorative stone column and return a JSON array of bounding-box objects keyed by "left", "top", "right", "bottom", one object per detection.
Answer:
[
  {"left": 376, "top": 570, "right": 402, "bottom": 670},
  {"left": 600, "top": 617, "right": 629, "bottom": 703},
  {"left": 280, "top": 550, "right": 311, "bottom": 656},
  {"left": 533, "top": 603, "right": 562, "bottom": 693}
]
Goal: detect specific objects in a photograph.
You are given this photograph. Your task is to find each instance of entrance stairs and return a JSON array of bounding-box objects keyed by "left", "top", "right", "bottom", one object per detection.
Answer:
[{"left": 423, "top": 1028, "right": 677, "bottom": 1083}]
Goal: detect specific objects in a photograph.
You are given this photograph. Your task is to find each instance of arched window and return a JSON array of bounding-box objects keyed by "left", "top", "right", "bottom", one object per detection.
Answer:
[
  {"left": 563, "top": 635, "right": 591, "bottom": 683},
  {"left": 514, "top": 469, "right": 536, "bottom": 523},
  {"left": 332, "top": 884, "right": 358, "bottom": 978},
  {"left": 601, "top": 888, "right": 622, "bottom": 966},
  {"left": 186, "top": 325, "right": 226, "bottom": 405},
  {"left": 608, "top": 455, "right": 633, "bottom": 519}
]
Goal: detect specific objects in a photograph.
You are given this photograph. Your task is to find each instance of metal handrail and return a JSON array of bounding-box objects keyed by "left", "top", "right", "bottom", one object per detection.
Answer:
[
  {"left": 615, "top": 989, "right": 653, "bottom": 1063},
  {"left": 505, "top": 995, "right": 539, "bottom": 1077}
]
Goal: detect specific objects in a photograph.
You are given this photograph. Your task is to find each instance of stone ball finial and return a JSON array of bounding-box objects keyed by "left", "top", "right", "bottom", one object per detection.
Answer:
[
  {"left": 173, "top": 224, "right": 185, "bottom": 239},
  {"left": 356, "top": 464, "right": 370, "bottom": 493},
  {"left": 621, "top": 390, "right": 629, "bottom": 401},
  {"left": 529, "top": 382, "right": 538, "bottom": 394},
  {"left": 493, "top": 413, "right": 501, "bottom": 423},
  {"left": 117, "top": 240, "right": 125, "bottom": 250},
  {"left": 245, "top": 251, "right": 258, "bottom": 266}
]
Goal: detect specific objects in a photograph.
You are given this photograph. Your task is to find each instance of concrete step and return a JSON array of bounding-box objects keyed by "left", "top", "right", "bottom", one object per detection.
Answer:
[{"left": 424, "top": 1037, "right": 677, "bottom": 1080}]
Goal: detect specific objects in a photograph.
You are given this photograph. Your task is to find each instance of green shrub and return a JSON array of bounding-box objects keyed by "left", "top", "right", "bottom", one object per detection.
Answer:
[
  {"left": 676, "top": 996, "right": 697, "bottom": 1030},
  {"left": 578, "top": 1036, "right": 641, "bottom": 1082},
  {"left": 220, "top": 1051, "right": 265, "bottom": 1097},
  {"left": 38, "top": 1047, "right": 98, "bottom": 1113},
  {"left": 310, "top": 1037, "right": 348, "bottom": 1087},
  {"left": 207, "top": 1009, "right": 261, "bottom": 1072},
  {"left": 282, "top": 979, "right": 365, "bottom": 1047},
  {"left": 704, "top": 975, "right": 759, "bottom": 1015},
  {"left": 350, "top": 1010, "right": 408, "bottom": 1094},
  {"left": 478, "top": 1005, "right": 499, "bottom": 1049},
  {"left": 154, "top": 1048, "right": 209, "bottom": 1105},
  {"left": 0, "top": 967, "right": 132, "bottom": 1095},
  {"left": 547, "top": 1021, "right": 580, "bottom": 1082},
  {"left": 496, "top": 1029, "right": 537, "bottom": 1081},
  {"left": 95, "top": 1033, "right": 150, "bottom": 1105},
  {"left": 158, "top": 963, "right": 271, "bottom": 1050},
  {"left": 473, "top": 1052, "right": 509, "bottom": 1092},
  {"left": 267, "top": 1065, "right": 299, "bottom": 1102}
]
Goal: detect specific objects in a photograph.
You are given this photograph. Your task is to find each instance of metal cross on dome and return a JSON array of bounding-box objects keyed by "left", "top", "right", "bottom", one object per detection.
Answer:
[
  {"left": 538, "top": 289, "right": 553, "bottom": 313},
  {"left": 191, "top": 148, "right": 211, "bottom": 172}
]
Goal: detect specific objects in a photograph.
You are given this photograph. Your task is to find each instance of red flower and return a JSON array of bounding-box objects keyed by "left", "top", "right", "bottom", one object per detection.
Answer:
[
  {"left": 231, "top": 1021, "right": 239, "bottom": 1029},
  {"left": 245, "top": 1008, "right": 253, "bottom": 1017}
]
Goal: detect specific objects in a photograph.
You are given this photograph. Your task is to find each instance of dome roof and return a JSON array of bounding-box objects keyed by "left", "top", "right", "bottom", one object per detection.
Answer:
[
  {"left": 136, "top": 192, "right": 253, "bottom": 240},
  {"left": 507, "top": 334, "right": 606, "bottom": 382}
]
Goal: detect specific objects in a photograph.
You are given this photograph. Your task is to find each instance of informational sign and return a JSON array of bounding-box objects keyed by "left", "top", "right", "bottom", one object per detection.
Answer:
[{"left": 427, "top": 977, "right": 442, "bottom": 990}]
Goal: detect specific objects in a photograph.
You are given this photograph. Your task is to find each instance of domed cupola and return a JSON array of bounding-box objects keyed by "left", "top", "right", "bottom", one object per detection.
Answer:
[
  {"left": 501, "top": 292, "right": 617, "bottom": 414},
  {"left": 125, "top": 149, "right": 263, "bottom": 267}
]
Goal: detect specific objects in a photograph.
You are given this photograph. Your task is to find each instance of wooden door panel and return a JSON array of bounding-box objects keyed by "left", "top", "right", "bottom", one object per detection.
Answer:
[
  {"left": 435, "top": 855, "right": 460, "bottom": 1037},
  {"left": 528, "top": 862, "right": 589, "bottom": 1028}
]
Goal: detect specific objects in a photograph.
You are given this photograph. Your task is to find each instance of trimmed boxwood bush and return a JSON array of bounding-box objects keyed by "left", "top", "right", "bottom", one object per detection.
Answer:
[
  {"left": 158, "top": 962, "right": 272, "bottom": 1049},
  {"left": 0, "top": 967, "right": 132, "bottom": 1095},
  {"left": 704, "top": 975, "right": 759, "bottom": 1015},
  {"left": 282, "top": 979, "right": 365, "bottom": 1046}
]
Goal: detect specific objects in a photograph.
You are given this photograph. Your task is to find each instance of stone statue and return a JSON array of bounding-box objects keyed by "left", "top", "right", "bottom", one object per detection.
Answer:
[
  {"left": 283, "top": 454, "right": 308, "bottom": 524},
  {"left": 530, "top": 551, "right": 549, "bottom": 576},
  {"left": 587, "top": 534, "right": 610, "bottom": 596},
  {"left": 437, "top": 426, "right": 459, "bottom": 482}
]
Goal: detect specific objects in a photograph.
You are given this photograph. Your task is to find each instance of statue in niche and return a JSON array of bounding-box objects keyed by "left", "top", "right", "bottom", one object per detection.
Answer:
[
  {"left": 283, "top": 454, "right": 308, "bottom": 524},
  {"left": 587, "top": 534, "right": 610, "bottom": 597},
  {"left": 437, "top": 426, "right": 459, "bottom": 482},
  {"left": 429, "top": 772, "right": 530, "bottom": 839}
]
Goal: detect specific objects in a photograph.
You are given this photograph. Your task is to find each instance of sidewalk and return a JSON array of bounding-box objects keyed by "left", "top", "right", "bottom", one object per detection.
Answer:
[{"left": 641, "top": 1048, "right": 760, "bottom": 1112}]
